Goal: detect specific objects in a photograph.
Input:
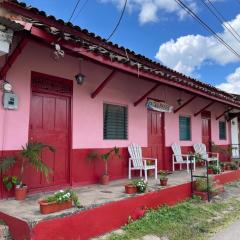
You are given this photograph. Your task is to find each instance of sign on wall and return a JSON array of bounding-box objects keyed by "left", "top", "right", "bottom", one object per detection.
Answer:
[{"left": 146, "top": 98, "right": 173, "bottom": 113}]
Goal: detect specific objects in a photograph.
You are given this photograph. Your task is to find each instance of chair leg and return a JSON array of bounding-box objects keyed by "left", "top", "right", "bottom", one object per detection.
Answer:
[
  {"left": 155, "top": 167, "right": 157, "bottom": 180},
  {"left": 194, "top": 161, "right": 196, "bottom": 171},
  {"left": 129, "top": 167, "right": 131, "bottom": 179},
  {"left": 144, "top": 169, "right": 147, "bottom": 182},
  {"left": 187, "top": 162, "right": 189, "bottom": 173},
  {"left": 180, "top": 163, "right": 182, "bottom": 171},
  {"left": 140, "top": 169, "right": 142, "bottom": 177}
]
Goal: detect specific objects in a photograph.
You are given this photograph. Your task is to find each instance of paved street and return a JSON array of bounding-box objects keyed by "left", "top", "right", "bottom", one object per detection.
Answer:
[{"left": 210, "top": 219, "right": 240, "bottom": 240}]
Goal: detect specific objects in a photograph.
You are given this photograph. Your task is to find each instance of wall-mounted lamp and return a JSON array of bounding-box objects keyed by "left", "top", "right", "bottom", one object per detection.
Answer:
[
  {"left": 3, "top": 82, "right": 12, "bottom": 92},
  {"left": 75, "top": 73, "right": 85, "bottom": 85},
  {"left": 75, "top": 58, "right": 85, "bottom": 85}
]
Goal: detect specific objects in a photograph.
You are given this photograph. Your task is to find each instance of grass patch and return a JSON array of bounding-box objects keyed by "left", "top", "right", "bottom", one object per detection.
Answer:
[{"left": 107, "top": 197, "right": 240, "bottom": 240}]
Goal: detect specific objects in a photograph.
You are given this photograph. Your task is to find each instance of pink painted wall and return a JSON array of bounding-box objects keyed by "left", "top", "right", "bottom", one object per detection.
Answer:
[{"left": 0, "top": 40, "right": 231, "bottom": 151}]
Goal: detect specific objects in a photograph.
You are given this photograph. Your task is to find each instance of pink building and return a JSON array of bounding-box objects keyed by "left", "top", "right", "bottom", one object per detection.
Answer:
[{"left": 0, "top": 1, "right": 239, "bottom": 199}]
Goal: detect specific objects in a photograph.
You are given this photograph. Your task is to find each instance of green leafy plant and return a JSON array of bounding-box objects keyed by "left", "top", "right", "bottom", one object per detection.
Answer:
[
  {"left": 159, "top": 170, "right": 168, "bottom": 180},
  {"left": 194, "top": 178, "right": 214, "bottom": 192},
  {"left": 2, "top": 176, "right": 20, "bottom": 191},
  {"left": 133, "top": 179, "right": 147, "bottom": 193},
  {"left": 45, "top": 189, "right": 81, "bottom": 208},
  {"left": 0, "top": 142, "right": 55, "bottom": 190},
  {"left": 208, "top": 165, "right": 221, "bottom": 174},
  {"left": 88, "top": 147, "right": 120, "bottom": 176}
]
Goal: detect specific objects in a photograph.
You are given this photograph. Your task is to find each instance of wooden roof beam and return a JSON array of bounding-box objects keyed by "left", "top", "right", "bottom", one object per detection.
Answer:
[
  {"left": 91, "top": 70, "right": 116, "bottom": 98},
  {"left": 216, "top": 107, "right": 233, "bottom": 120},
  {"left": 174, "top": 96, "right": 196, "bottom": 113},
  {"left": 134, "top": 83, "right": 160, "bottom": 106},
  {"left": 194, "top": 101, "right": 214, "bottom": 117},
  {"left": 0, "top": 36, "right": 28, "bottom": 79}
]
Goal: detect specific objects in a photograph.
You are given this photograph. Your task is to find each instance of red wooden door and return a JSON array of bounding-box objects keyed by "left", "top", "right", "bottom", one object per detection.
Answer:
[
  {"left": 28, "top": 92, "right": 70, "bottom": 189},
  {"left": 202, "top": 113, "right": 211, "bottom": 151},
  {"left": 148, "top": 110, "right": 164, "bottom": 170}
]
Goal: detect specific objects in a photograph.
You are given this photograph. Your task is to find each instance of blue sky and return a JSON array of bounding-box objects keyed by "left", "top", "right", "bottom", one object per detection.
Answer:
[{"left": 20, "top": 0, "right": 240, "bottom": 93}]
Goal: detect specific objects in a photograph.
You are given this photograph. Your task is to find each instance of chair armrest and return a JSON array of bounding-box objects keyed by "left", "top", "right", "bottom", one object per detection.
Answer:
[{"left": 142, "top": 158, "right": 157, "bottom": 161}]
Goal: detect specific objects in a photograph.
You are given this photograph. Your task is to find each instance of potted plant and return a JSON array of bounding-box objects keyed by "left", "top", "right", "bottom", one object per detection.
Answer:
[
  {"left": 133, "top": 179, "right": 147, "bottom": 193},
  {"left": 146, "top": 160, "right": 154, "bottom": 177},
  {"left": 212, "top": 165, "right": 221, "bottom": 174},
  {"left": 0, "top": 142, "right": 54, "bottom": 200},
  {"left": 194, "top": 178, "right": 214, "bottom": 200},
  {"left": 88, "top": 147, "right": 120, "bottom": 185},
  {"left": 220, "top": 162, "right": 225, "bottom": 172},
  {"left": 125, "top": 181, "right": 137, "bottom": 194},
  {"left": 159, "top": 170, "right": 168, "bottom": 186},
  {"left": 39, "top": 189, "right": 81, "bottom": 214},
  {"left": 207, "top": 165, "right": 214, "bottom": 174}
]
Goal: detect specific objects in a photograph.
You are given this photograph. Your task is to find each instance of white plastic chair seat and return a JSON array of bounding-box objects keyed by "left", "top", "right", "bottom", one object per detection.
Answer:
[
  {"left": 171, "top": 143, "right": 195, "bottom": 172},
  {"left": 128, "top": 144, "right": 158, "bottom": 182}
]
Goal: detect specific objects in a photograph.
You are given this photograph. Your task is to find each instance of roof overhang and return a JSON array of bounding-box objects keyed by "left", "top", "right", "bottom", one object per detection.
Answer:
[{"left": 1, "top": 0, "right": 240, "bottom": 109}]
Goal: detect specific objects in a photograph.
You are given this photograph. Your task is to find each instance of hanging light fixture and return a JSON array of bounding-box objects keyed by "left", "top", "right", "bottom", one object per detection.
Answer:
[{"left": 75, "top": 58, "right": 85, "bottom": 85}]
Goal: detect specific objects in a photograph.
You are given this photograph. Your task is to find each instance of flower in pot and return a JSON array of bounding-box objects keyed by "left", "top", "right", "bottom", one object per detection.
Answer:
[
  {"left": 212, "top": 165, "right": 221, "bottom": 174},
  {"left": 88, "top": 147, "right": 120, "bottom": 185},
  {"left": 230, "top": 162, "right": 238, "bottom": 170},
  {"left": 159, "top": 170, "right": 168, "bottom": 186},
  {"left": 0, "top": 142, "right": 54, "bottom": 200},
  {"left": 125, "top": 181, "right": 137, "bottom": 194},
  {"left": 207, "top": 165, "right": 214, "bottom": 174},
  {"left": 39, "top": 189, "right": 81, "bottom": 214},
  {"left": 133, "top": 179, "right": 147, "bottom": 193},
  {"left": 220, "top": 162, "right": 225, "bottom": 172}
]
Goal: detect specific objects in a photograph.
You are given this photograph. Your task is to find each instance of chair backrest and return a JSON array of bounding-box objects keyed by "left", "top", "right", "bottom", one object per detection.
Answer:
[
  {"left": 171, "top": 143, "right": 183, "bottom": 162},
  {"left": 128, "top": 143, "right": 144, "bottom": 168},
  {"left": 193, "top": 143, "right": 207, "bottom": 160}
]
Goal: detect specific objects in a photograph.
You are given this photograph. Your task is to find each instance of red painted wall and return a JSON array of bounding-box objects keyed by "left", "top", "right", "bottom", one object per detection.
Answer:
[
  {"left": 31, "top": 183, "right": 192, "bottom": 240},
  {"left": 0, "top": 144, "right": 230, "bottom": 198}
]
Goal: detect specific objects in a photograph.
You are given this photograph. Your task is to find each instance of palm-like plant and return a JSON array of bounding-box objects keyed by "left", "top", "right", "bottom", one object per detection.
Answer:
[
  {"left": 0, "top": 142, "right": 55, "bottom": 190},
  {"left": 88, "top": 147, "right": 120, "bottom": 176}
]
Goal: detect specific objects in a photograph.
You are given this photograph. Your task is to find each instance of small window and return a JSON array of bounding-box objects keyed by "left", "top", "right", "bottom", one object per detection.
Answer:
[
  {"left": 103, "top": 103, "right": 128, "bottom": 140},
  {"left": 219, "top": 121, "right": 226, "bottom": 140},
  {"left": 179, "top": 116, "right": 191, "bottom": 141}
]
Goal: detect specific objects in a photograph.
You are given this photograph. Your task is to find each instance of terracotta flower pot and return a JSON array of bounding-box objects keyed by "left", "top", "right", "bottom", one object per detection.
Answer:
[
  {"left": 125, "top": 184, "right": 137, "bottom": 194},
  {"left": 101, "top": 175, "right": 109, "bottom": 185},
  {"left": 15, "top": 186, "right": 27, "bottom": 201},
  {"left": 39, "top": 200, "right": 72, "bottom": 214},
  {"left": 225, "top": 165, "right": 231, "bottom": 171},
  {"left": 207, "top": 169, "right": 213, "bottom": 174},
  {"left": 160, "top": 178, "right": 168, "bottom": 186}
]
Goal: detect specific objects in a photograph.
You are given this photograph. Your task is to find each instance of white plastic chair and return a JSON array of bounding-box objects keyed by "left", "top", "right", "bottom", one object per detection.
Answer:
[
  {"left": 193, "top": 143, "right": 219, "bottom": 167},
  {"left": 128, "top": 143, "right": 158, "bottom": 182},
  {"left": 171, "top": 143, "right": 195, "bottom": 172}
]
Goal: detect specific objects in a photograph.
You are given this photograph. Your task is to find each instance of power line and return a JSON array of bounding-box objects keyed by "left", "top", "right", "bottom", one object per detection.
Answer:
[
  {"left": 72, "top": 0, "right": 89, "bottom": 23},
  {"left": 201, "top": 0, "right": 240, "bottom": 45},
  {"left": 106, "top": 0, "right": 128, "bottom": 41},
  {"left": 174, "top": 0, "right": 240, "bottom": 59},
  {"left": 68, "top": 0, "right": 82, "bottom": 22}
]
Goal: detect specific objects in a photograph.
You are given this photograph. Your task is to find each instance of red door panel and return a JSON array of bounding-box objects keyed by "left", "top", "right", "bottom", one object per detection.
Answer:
[
  {"left": 28, "top": 92, "right": 70, "bottom": 189},
  {"left": 148, "top": 110, "right": 164, "bottom": 170},
  {"left": 202, "top": 116, "right": 211, "bottom": 152}
]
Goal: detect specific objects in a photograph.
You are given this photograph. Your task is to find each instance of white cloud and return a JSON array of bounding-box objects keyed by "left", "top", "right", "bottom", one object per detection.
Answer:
[
  {"left": 100, "top": 0, "right": 198, "bottom": 24},
  {"left": 216, "top": 67, "right": 240, "bottom": 94},
  {"left": 155, "top": 14, "right": 240, "bottom": 76}
]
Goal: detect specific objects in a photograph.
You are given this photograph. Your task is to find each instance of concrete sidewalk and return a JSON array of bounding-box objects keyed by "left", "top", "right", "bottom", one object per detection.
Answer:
[{"left": 210, "top": 219, "right": 240, "bottom": 240}]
